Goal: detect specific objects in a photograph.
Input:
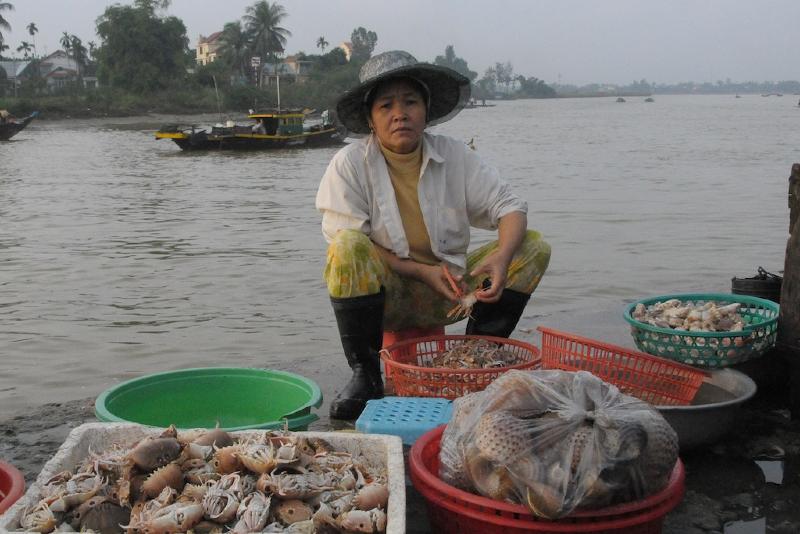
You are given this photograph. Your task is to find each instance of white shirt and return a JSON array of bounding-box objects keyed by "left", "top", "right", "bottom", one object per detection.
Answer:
[{"left": 315, "top": 132, "right": 528, "bottom": 270}]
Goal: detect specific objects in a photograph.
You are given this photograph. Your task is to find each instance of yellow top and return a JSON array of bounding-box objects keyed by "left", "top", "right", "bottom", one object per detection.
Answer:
[{"left": 379, "top": 142, "right": 438, "bottom": 265}]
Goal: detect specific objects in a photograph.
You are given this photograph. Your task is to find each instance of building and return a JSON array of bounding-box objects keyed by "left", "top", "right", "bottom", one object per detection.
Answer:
[
  {"left": 261, "top": 55, "right": 314, "bottom": 86},
  {"left": 0, "top": 59, "right": 33, "bottom": 96},
  {"left": 197, "top": 32, "right": 223, "bottom": 65},
  {"left": 37, "top": 51, "right": 95, "bottom": 91}
]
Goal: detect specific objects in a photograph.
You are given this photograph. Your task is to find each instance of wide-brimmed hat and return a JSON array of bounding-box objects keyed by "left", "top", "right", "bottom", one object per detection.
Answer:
[{"left": 336, "top": 50, "right": 471, "bottom": 135}]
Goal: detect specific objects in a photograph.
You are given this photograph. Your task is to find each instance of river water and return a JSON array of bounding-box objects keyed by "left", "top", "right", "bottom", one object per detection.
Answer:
[{"left": 0, "top": 95, "right": 796, "bottom": 419}]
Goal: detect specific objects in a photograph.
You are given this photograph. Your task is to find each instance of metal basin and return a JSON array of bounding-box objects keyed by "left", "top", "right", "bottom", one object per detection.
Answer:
[{"left": 656, "top": 368, "right": 757, "bottom": 450}]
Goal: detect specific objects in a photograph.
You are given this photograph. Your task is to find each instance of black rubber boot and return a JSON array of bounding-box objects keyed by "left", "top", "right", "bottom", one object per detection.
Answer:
[
  {"left": 329, "top": 289, "right": 385, "bottom": 420},
  {"left": 465, "top": 288, "right": 531, "bottom": 338}
]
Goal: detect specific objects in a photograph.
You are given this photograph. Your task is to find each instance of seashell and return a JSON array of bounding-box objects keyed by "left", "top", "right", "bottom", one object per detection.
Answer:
[
  {"left": 353, "top": 482, "right": 389, "bottom": 510},
  {"left": 237, "top": 443, "right": 278, "bottom": 474},
  {"left": 129, "top": 436, "right": 182, "bottom": 471},
  {"left": 256, "top": 472, "right": 277, "bottom": 494},
  {"left": 20, "top": 502, "right": 61, "bottom": 533},
  {"left": 183, "top": 441, "right": 214, "bottom": 461},
  {"left": 311, "top": 502, "right": 338, "bottom": 530},
  {"left": 79, "top": 500, "right": 131, "bottom": 533},
  {"left": 308, "top": 437, "right": 334, "bottom": 455},
  {"left": 273, "top": 498, "right": 314, "bottom": 525},
  {"left": 212, "top": 444, "right": 244, "bottom": 474},
  {"left": 193, "top": 428, "right": 234, "bottom": 448},
  {"left": 327, "top": 491, "right": 355, "bottom": 516},
  {"left": 159, "top": 424, "right": 179, "bottom": 439},
  {"left": 337, "top": 508, "right": 386, "bottom": 533},
  {"left": 474, "top": 411, "right": 532, "bottom": 465},
  {"left": 231, "top": 493, "right": 271, "bottom": 534},
  {"left": 202, "top": 486, "right": 239, "bottom": 524},
  {"left": 525, "top": 481, "right": 565, "bottom": 519},
  {"left": 142, "top": 462, "right": 185, "bottom": 498},
  {"left": 179, "top": 482, "right": 210, "bottom": 502},
  {"left": 146, "top": 502, "right": 204, "bottom": 532},
  {"left": 285, "top": 519, "right": 316, "bottom": 533},
  {"left": 466, "top": 454, "right": 516, "bottom": 501},
  {"left": 190, "top": 519, "right": 225, "bottom": 533}
]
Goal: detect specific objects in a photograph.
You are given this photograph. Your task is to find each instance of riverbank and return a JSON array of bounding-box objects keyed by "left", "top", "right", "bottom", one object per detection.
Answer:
[{"left": 2, "top": 353, "right": 798, "bottom": 533}]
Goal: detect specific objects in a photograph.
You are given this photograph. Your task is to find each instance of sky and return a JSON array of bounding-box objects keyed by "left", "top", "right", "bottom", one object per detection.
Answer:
[{"left": 2, "top": 0, "right": 798, "bottom": 86}]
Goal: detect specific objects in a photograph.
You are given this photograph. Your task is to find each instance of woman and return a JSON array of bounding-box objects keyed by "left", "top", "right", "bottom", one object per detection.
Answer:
[{"left": 316, "top": 51, "right": 551, "bottom": 419}]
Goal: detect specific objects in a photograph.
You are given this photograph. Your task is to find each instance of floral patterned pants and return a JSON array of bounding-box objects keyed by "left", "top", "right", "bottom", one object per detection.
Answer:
[{"left": 324, "top": 229, "right": 551, "bottom": 331}]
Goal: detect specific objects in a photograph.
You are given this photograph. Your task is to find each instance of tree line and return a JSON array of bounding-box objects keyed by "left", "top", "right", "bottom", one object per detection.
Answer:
[{"left": 0, "top": 0, "right": 555, "bottom": 116}]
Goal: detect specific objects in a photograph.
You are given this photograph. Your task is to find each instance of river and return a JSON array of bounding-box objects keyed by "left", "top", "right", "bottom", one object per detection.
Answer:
[{"left": 0, "top": 94, "right": 796, "bottom": 420}]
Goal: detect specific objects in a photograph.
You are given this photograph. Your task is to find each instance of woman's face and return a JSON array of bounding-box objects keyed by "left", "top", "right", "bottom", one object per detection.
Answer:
[{"left": 368, "top": 78, "right": 427, "bottom": 154}]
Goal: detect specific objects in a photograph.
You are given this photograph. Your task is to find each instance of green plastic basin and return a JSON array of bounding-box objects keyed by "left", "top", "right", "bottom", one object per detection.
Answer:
[{"left": 95, "top": 367, "right": 322, "bottom": 431}]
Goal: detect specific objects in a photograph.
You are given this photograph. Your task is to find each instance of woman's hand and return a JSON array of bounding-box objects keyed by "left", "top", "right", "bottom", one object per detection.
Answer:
[
  {"left": 469, "top": 250, "right": 511, "bottom": 303},
  {"left": 419, "top": 264, "right": 465, "bottom": 302}
]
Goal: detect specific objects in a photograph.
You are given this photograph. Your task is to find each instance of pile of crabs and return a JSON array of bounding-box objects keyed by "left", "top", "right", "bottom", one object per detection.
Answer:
[{"left": 16, "top": 426, "right": 389, "bottom": 533}]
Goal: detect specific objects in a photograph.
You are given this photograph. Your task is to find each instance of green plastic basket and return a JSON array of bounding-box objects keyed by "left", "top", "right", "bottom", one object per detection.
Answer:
[
  {"left": 623, "top": 293, "right": 779, "bottom": 368},
  {"left": 95, "top": 367, "right": 322, "bottom": 431}
]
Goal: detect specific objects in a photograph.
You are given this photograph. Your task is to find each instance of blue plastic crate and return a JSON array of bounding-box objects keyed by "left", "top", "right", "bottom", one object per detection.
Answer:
[{"left": 356, "top": 396, "right": 453, "bottom": 446}]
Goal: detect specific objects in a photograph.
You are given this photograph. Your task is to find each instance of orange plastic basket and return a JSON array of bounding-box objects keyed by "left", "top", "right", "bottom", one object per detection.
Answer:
[
  {"left": 380, "top": 334, "right": 541, "bottom": 399},
  {"left": 537, "top": 326, "right": 707, "bottom": 406},
  {"left": 409, "top": 425, "right": 685, "bottom": 534}
]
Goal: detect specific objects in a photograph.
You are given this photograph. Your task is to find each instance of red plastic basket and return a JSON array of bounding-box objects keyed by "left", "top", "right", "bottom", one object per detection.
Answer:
[
  {"left": 380, "top": 335, "right": 541, "bottom": 399},
  {"left": 409, "top": 425, "right": 685, "bottom": 534},
  {"left": 0, "top": 460, "right": 25, "bottom": 515},
  {"left": 537, "top": 327, "right": 707, "bottom": 406}
]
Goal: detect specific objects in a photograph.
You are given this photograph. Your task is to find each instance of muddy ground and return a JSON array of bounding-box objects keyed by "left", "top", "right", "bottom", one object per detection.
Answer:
[{"left": 1, "top": 356, "right": 799, "bottom": 533}]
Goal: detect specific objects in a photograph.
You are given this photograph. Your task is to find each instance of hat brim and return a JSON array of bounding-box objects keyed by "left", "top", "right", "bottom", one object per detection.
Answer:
[{"left": 336, "top": 63, "right": 471, "bottom": 135}]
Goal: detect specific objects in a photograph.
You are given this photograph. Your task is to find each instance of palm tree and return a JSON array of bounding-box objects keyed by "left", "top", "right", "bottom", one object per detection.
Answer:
[
  {"left": 316, "top": 36, "right": 328, "bottom": 54},
  {"left": 16, "top": 40, "right": 31, "bottom": 59},
  {"left": 70, "top": 34, "right": 87, "bottom": 81},
  {"left": 243, "top": 1, "right": 291, "bottom": 86},
  {"left": 217, "top": 21, "right": 251, "bottom": 81},
  {"left": 0, "top": 2, "right": 13, "bottom": 45},
  {"left": 26, "top": 21, "right": 37, "bottom": 57},
  {"left": 60, "top": 31, "right": 72, "bottom": 57}
]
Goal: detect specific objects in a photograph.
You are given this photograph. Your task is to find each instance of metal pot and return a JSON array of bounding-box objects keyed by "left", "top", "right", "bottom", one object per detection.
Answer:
[{"left": 656, "top": 369, "right": 757, "bottom": 450}]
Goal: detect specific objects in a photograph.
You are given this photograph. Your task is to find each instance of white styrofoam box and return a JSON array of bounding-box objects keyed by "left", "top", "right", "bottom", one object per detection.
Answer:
[{"left": 0, "top": 422, "right": 405, "bottom": 533}]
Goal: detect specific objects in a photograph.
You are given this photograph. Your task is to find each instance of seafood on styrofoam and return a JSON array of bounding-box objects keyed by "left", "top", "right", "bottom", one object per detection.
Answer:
[
  {"left": 428, "top": 339, "right": 524, "bottom": 369},
  {"left": 632, "top": 299, "right": 746, "bottom": 332},
  {"left": 13, "top": 425, "right": 389, "bottom": 533}
]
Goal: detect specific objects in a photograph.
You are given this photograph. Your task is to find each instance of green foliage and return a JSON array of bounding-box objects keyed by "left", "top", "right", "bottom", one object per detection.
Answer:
[
  {"left": 244, "top": 1, "right": 290, "bottom": 61},
  {"left": 217, "top": 20, "right": 252, "bottom": 81},
  {"left": 193, "top": 60, "right": 234, "bottom": 89},
  {"left": 95, "top": 2, "right": 189, "bottom": 93},
  {"left": 350, "top": 27, "right": 377, "bottom": 61},
  {"left": 434, "top": 45, "right": 477, "bottom": 81},
  {"left": 517, "top": 76, "right": 556, "bottom": 98}
]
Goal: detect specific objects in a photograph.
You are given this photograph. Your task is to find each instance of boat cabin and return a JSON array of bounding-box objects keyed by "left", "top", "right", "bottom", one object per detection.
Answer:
[{"left": 249, "top": 110, "right": 305, "bottom": 136}]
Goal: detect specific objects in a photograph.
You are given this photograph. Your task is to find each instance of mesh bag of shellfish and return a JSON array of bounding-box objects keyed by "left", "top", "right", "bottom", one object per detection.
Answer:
[{"left": 438, "top": 369, "right": 679, "bottom": 519}]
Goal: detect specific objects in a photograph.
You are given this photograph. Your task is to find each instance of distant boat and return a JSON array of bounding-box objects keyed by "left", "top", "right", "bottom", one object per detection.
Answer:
[
  {"left": 644, "top": 97, "right": 655, "bottom": 103},
  {"left": 155, "top": 109, "right": 344, "bottom": 151},
  {"left": 0, "top": 111, "right": 39, "bottom": 141},
  {"left": 616, "top": 97, "right": 626, "bottom": 103},
  {"left": 735, "top": 94, "right": 741, "bottom": 98}
]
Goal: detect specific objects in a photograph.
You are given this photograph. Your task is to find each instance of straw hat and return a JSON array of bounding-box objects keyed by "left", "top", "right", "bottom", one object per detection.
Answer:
[{"left": 336, "top": 50, "right": 471, "bottom": 135}]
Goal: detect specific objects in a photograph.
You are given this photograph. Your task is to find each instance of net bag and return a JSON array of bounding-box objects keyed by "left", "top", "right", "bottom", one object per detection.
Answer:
[{"left": 439, "top": 369, "right": 679, "bottom": 519}]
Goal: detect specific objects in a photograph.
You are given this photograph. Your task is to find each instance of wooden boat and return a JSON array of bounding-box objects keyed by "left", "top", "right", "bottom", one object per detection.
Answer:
[
  {"left": 155, "top": 109, "right": 344, "bottom": 151},
  {"left": 0, "top": 111, "right": 39, "bottom": 141}
]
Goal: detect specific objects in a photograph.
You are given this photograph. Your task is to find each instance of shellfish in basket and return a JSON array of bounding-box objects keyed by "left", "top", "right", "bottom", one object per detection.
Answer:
[
  {"left": 440, "top": 370, "right": 679, "bottom": 519},
  {"left": 14, "top": 425, "right": 390, "bottom": 533}
]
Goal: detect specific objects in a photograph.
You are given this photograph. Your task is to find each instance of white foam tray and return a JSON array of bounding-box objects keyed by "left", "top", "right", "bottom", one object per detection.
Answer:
[{"left": 0, "top": 422, "right": 405, "bottom": 533}]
